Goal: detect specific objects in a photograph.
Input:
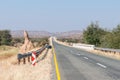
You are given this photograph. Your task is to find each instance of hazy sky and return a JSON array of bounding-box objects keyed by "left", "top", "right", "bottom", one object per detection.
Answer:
[{"left": 0, "top": 0, "right": 120, "bottom": 32}]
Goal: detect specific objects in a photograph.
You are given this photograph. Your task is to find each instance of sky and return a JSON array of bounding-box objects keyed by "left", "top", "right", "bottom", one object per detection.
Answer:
[{"left": 0, "top": 0, "right": 120, "bottom": 32}]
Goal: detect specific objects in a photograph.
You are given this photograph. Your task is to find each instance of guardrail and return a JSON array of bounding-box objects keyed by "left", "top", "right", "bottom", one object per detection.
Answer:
[
  {"left": 72, "top": 43, "right": 120, "bottom": 54},
  {"left": 94, "top": 47, "right": 120, "bottom": 53},
  {"left": 17, "top": 44, "right": 51, "bottom": 64},
  {"left": 72, "top": 43, "right": 95, "bottom": 50}
]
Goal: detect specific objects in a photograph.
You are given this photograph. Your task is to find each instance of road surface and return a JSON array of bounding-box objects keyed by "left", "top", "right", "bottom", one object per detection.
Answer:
[{"left": 53, "top": 41, "right": 120, "bottom": 80}]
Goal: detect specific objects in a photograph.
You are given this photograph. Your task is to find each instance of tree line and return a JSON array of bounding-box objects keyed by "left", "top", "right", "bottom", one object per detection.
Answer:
[
  {"left": 83, "top": 22, "right": 120, "bottom": 49},
  {"left": 0, "top": 30, "right": 49, "bottom": 47},
  {"left": 1, "top": 25, "right": 120, "bottom": 49}
]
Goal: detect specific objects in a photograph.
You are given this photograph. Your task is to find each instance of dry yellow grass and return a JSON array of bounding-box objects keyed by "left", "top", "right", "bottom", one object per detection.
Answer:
[
  {"left": 0, "top": 48, "right": 52, "bottom": 80},
  {"left": 89, "top": 50, "right": 120, "bottom": 60},
  {"left": 0, "top": 45, "right": 19, "bottom": 60},
  {"left": 0, "top": 38, "right": 53, "bottom": 80},
  {"left": 55, "top": 40, "right": 70, "bottom": 47}
]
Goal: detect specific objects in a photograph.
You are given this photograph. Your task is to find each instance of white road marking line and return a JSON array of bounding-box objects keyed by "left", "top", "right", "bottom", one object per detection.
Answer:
[
  {"left": 96, "top": 63, "right": 107, "bottom": 68},
  {"left": 84, "top": 57, "right": 88, "bottom": 59}
]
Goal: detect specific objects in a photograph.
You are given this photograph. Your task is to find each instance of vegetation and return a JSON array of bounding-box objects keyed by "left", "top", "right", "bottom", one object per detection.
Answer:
[
  {"left": 0, "top": 45, "right": 19, "bottom": 59},
  {"left": 0, "top": 30, "right": 49, "bottom": 59},
  {"left": 100, "top": 25, "right": 120, "bottom": 49},
  {"left": 11, "top": 37, "right": 49, "bottom": 47},
  {"left": 83, "top": 22, "right": 107, "bottom": 46},
  {"left": 0, "top": 30, "right": 12, "bottom": 45},
  {"left": 83, "top": 22, "right": 120, "bottom": 49},
  {"left": 0, "top": 30, "right": 49, "bottom": 47},
  {"left": 58, "top": 38, "right": 81, "bottom": 43},
  {"left": 31, "top": 37, "right": 49, "bottom": 47}
]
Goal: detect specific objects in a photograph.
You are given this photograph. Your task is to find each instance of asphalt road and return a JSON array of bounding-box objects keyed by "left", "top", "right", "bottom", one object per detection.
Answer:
[{"left": 53, "top": 41, "right": 120, "bottom": 80}]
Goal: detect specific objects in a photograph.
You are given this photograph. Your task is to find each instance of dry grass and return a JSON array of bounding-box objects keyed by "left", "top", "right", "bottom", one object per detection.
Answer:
[
  {"left": 0, "top": 45, "right": 19, "bottom": 60},
  {"left": 89, "top": 50, "right": 120, "bottom": 60},
  {"left": 55, "top": 40, "right": 70, "bottom": 47},
  {"left": 0, "top": 48, "right": 52, "bottom": 80},
  {"left": 0, "top": 38, "right": 53, "bottom": 80}
]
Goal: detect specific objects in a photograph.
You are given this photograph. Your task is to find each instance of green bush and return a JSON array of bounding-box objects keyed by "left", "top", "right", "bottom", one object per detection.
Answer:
[
  {"left": 83, "top": 22, "right": 106, "bottom": 46},
  {"left": 0, "top": 30, "right": 12, "bottom": 45}
]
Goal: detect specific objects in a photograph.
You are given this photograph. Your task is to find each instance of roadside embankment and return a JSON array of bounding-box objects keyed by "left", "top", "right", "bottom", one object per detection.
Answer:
[{"left": 89, "top": 49, "right": 120, "bottom": 60}]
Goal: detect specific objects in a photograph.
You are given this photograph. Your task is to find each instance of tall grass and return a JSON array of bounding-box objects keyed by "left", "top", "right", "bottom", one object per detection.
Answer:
[
  {"left": 0, "top": 45, "right": 18, "bottom": 59},
  {"left": 0, "top": 48, "right": 52, "bottom": 80}
]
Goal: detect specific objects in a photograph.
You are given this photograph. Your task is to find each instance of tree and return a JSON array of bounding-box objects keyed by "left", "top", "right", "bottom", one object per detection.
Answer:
[
  {"left": 83, "top": 22, "right": 106, "bottom": 46},
  {"left": 0, "top": 31, "right": 2, "bottom": 45},
  {"left": 100, "top": 25, "right": 120, "bottom": 49},
  {"left": 0, "top": 30, "right": 12, "bottom": 45},
  {"left": 113, "top": 24, "right": 120, "bottom": 34},
  {"left": 111, "top": 25, "right": 120, "bottom": 49},
  {"left": 100, "top": 32, "right": 113, "bottom": 48}
]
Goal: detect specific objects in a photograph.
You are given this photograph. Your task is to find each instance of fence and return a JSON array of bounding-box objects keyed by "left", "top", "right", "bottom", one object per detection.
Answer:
[{"left": 17, "top": 44, "right": 51, "bottom": 64}]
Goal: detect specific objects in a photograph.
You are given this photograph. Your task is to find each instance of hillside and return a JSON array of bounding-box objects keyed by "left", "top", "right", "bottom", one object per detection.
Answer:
[
  {"left": 11, "top": 30, "right": 51, "bottom": 38},
  {"left": 54, "top": 30, "right": 83, "bottom": 39},
  {"left": 10, "top": 30, "right": 83, "bottom": 39}
]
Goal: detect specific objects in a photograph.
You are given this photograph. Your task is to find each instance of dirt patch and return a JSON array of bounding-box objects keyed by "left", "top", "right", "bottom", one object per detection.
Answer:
[{"left": 0, "top": 54, "right": 14, "bottom": 60}]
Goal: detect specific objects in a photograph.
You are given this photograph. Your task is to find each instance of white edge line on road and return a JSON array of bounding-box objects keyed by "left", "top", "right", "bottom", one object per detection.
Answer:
[
  {"left": 84, "top": 57, "right": 88, "bottom": 59},
  {"left": 96, "top": 63, "right": 107, "bottom": 68}
]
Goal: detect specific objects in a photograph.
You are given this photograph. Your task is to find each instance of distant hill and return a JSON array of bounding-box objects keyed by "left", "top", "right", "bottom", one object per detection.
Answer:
[
  {"left": 11, "top": 30, "right": 51, "bottom": 38},
  {"left": 10, "top": 30, "right": 83, "bottom": 39},
  {"left": 53, "top": 30, "right": 83, "bottom": 39}
]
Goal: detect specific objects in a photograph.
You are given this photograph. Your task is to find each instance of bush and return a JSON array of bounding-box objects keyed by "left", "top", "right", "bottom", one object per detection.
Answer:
[
  {"left": 83, "top": 22, "right": 106, "bottom": 46},
  {"left": 0, "top": 30, "right": 12, "bottom": 45}
]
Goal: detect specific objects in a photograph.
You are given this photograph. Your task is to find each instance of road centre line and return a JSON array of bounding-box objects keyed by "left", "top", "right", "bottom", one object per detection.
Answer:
[
  {"left": 83, "top": 57, "right": 88, "bottom": 59},
  {"left": 70, "top": 50, "right": 107, "bottom": 69},
  {"left": 96, "top": 63, "right": 107, "bottom": 68}
]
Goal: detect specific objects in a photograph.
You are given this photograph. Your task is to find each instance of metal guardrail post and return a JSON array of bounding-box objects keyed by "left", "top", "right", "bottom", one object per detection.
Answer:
[
  {"left": 18, "top": 59, "right": 20, "bottom": 64},
  {"left": 23, "top": 58, "right": 26, "bottom": 64},
  {"left": 28, "top": 57, "right": 30, "bottom": 62},
  {"left": 94, "top": 47, "right": 120, "bottom": 54}
]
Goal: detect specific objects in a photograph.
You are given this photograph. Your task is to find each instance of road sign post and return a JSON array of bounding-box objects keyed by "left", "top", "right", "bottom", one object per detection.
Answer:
[{"left": 31, "top": 51, "right": 36, "bottom": 66}]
